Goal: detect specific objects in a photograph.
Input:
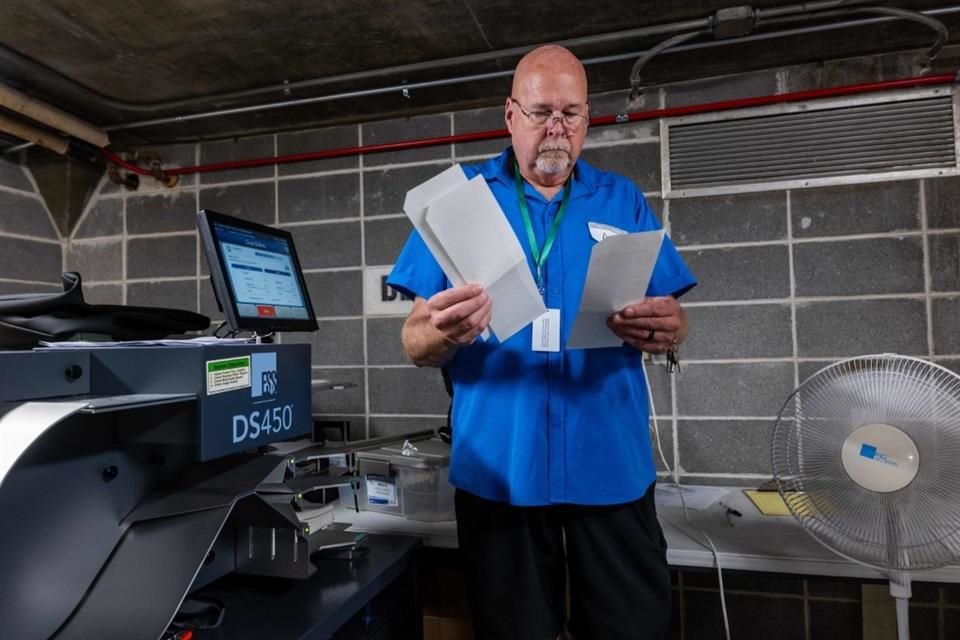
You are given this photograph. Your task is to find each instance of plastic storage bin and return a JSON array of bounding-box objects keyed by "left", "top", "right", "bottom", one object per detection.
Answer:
[{"left": 355, "top": 437, "right": 455, "bottom": 522}]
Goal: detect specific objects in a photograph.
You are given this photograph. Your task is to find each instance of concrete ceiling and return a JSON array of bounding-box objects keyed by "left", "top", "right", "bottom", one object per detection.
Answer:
[{"left": 0, "top": 0, "right": 959, "bottom": 150}]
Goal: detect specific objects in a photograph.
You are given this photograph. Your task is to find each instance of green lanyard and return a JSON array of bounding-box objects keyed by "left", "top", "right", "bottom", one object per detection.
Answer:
[{"left": 513, "top": 160, "right": 572, "bottom": 291}]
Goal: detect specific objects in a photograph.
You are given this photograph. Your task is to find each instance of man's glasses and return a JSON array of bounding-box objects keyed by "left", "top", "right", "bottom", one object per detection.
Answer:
[{"left": 510, "top": 97, "right": 589, "bottom": 130}]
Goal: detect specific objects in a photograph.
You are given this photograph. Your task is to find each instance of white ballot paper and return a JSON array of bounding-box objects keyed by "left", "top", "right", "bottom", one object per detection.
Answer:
[
  {"left": 567, "top": 230, "right": 664, "bottom": 349},
  {"left": 403, "top": 165, "right": 546, "bottom": 342}
]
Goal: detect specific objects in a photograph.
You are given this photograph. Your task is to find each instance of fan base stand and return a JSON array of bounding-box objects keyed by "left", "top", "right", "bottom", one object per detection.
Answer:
[{"left": 890, "top": 573, "right": 912, "bottom": 640}]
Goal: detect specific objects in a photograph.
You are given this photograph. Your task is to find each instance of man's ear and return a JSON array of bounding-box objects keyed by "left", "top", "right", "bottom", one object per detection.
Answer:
[{"left": 504, "top": 97, "right": 515, "bottom": 133}]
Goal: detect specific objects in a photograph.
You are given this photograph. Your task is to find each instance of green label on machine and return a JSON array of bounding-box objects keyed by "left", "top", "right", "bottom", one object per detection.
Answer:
[{"left": 206, "top": 355, "right": 251, "bottom": 395}]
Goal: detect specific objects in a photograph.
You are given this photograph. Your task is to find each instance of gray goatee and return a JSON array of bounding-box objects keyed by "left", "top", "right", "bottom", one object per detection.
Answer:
[{"left": 536, "top": 138, "right": 571, "bottom": 175}]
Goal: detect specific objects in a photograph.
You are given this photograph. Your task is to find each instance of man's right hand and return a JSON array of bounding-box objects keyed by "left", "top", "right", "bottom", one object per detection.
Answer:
[
  {"left": 425, "top": 284, "right": 492, "bottom": 345},
  {"left": 401, "top": 284, "right": 492, "bottom": 367}
]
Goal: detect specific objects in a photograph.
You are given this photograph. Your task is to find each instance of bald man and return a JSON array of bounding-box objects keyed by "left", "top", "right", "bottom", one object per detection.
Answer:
[{"left": 388, "top": 45, "right": 695, "bottom": 640}]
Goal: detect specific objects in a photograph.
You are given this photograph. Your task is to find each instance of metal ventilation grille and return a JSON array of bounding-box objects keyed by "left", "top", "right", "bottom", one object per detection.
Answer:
[{"left": 666, "top": 93, "right": 957, "bottom": 192}]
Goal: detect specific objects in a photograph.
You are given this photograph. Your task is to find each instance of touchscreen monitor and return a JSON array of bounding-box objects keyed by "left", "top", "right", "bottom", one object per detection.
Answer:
[{"left": 197, "top": 209, "right": 318, "bottom": 334}]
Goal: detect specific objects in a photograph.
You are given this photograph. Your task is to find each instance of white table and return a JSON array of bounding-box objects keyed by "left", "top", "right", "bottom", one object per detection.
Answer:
[{"left": 337, "top": 486, "right": 960, "bottom": 583}]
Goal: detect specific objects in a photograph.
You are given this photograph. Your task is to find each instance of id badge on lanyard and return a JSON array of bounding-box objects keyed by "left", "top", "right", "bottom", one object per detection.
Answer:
[
  {"left": 514, "top": 160, "right": 570, "bottom": 354},
  {"left": 532, "top": 308, "right": 561, "bottom": 352}
]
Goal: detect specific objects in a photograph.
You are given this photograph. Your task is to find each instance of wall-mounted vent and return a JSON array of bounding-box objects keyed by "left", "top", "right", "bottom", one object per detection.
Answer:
[{"left": 663, "top": 88, "right": 958, "bottom": 197}]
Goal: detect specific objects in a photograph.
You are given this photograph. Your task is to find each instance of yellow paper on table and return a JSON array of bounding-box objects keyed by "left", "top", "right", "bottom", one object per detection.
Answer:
[{"left": 743, "top": 489, "right": 794, "bottom": 516}]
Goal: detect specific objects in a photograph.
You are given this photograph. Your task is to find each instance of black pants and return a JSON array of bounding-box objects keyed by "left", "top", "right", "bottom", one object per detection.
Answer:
[{"left": 455, "top": 484, "right": 671, "bottom": 640}]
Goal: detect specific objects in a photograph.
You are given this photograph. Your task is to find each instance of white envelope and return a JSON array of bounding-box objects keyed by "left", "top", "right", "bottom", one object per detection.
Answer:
[
  {"left": 402, "top": 165, "right": 470, "bottom": 289},
  {"left": 403, "top": 165, "right": 546, "bottom": 342}
]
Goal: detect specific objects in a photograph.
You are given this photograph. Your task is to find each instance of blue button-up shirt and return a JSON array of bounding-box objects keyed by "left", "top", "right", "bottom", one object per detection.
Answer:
[{"left": 388, "top": 148, "right": 696, "bottom": 506}]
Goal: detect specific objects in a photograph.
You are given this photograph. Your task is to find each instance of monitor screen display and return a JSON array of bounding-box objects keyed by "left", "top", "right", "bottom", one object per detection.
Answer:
[{"left": 198, "top": 209, "right": 318, "bottom": 333}]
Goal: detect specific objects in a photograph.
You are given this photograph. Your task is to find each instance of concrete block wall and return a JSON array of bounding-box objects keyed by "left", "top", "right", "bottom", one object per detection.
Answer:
[
  {"left": 662, "top": 173, "right": 959, "bottom": 486},
  {"left": 0, "top": 157, "right": 62, "bottom": 294},
  {"left": 53, "top": 48, "right": 960, "bottom": 488}
]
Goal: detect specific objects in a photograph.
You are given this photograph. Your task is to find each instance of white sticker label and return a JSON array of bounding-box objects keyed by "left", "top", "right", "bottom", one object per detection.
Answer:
[
  {"left": 366, "top": 477, "right": 398, "bottom": 507},
  {"left": 206, "top": 356, "right": 251, "bottom": 395},
  {"left": 588, "top": 221, "right": 628, "bottom": 242},
  {"left": 532, "top": 308, "right": 561, "bottom": 352}
]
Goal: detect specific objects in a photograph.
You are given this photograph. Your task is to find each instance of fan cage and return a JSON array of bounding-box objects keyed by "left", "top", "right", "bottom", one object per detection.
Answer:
[{"left": 772, "top": 354, "right": 960, "bottom": 571}]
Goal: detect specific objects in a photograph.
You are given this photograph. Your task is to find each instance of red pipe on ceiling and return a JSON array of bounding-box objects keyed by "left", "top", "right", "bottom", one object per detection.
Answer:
[{"left": 102, "top": 73, "right": 957, "bottom": 178}]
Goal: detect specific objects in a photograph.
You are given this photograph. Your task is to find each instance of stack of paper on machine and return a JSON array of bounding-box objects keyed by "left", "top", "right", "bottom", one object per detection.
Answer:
[{"left": 403, "top": 165, "right": 546, "bottom": 342}]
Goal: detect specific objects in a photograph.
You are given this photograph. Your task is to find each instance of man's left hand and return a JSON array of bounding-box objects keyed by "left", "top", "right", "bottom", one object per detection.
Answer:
[{"left": 607, "top": 296, "right": 687, "bottom": 353}]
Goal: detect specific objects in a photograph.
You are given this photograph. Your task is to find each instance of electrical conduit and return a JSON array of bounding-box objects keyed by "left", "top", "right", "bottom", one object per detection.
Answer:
[{"left": 102, "top": 73, "right": 957, "bottom": 179}]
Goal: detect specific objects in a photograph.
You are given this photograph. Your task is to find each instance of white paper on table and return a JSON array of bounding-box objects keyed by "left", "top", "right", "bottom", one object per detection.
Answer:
[
  {"left": 402, "top": 165, "right": 545, "bottom": 343},
  {"left": 567, "top": 230, "right": 664, "bottom": 349},
  {"left": 37, "top": 337, "right": 250, "bottom": 348},
  {"left": 655, "top": 485, "right": 729, "bottom": 510}
]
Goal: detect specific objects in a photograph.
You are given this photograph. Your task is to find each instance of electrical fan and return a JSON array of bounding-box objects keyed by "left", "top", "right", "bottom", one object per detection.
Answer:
[{"left": 771, "top": 354, "right": 960, "bottom": 640}]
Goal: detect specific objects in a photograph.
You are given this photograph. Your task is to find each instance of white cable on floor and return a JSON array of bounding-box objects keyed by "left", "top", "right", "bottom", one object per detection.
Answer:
[{"left": 643, "top": 359, "right": 731, "bottom": 640}]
